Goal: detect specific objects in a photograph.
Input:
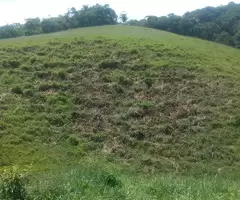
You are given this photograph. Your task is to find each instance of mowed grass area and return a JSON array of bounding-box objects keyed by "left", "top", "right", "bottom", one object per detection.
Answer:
[{"left": 0, "top": 25, "right": 240, "bottom": 199}]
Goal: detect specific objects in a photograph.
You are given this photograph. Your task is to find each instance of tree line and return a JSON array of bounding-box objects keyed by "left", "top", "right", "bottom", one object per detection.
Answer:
[
  {"left": 127, "top": 2, "right": 240, "bottom": 48},
  {"left": 0, "top": 2, "right": 239, "bottom": 48},
  {"left": 0, "top": 4, "right": 118, "bottom": 38}
]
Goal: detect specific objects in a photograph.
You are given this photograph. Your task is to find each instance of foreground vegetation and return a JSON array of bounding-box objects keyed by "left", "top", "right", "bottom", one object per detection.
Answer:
[
  {"left": 0, "top": 25, "right": 240, "bottom": 199},
  {"left": 1, "top": 161, "right": 240, "bottom": 200}
]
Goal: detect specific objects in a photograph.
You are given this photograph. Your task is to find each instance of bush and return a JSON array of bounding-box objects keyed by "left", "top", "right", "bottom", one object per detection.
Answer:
[
  {"left": 45, "top": 114, "right": 65, "bottom": 126},
  {"left": 20, "top": 134, "right": 34, "bottom": 142},
  {"left": 126, "top": 107, "right": 143, "bottom": 118},
  {"left": 117, "top": 75, "right": 133, "bottom": 86},
  {"left": 0, "top": 167, "right": 28, "bottom": 200},
  {"left": 56, "top": 70, "right": 67, "bottom": 80},
  {"left": 130, "top": 131, "right": 145, "bottom": 141},
  {"left": 90, "top": 132, "right": 107, "bottom": 143},
  {"left": 67, "top": 135, "right": 79, "bottom": 146},
  {"left": 111, "top": 83, "right": 124, "bottom": 94},
  {"left": 38, "top": 82, "right": 64, "bottom": 91},
  {"left": 23, "top": 89, "right": 34, "bottom": 97},
  {"left": 233, "top": 116, "right": 240, "bottom": 127},
  {"left": 99, "top": 59, "right": 121, "bottom": 69},
  {"left": 144, "top": 78, "right": 154, "bottom": 88},
  {"left": 100, "top": 172, "right": 122, "bottom": 188},
  {"left": 2, "top": 60, "right": 21, "bottom": 68},
  {"left": 47, "top": 94, "right": 68, "bottom": 105},
  {"left": 20, "top": 64, "right": 31, "bottom": 71},
  {"left": 0, "top": 120, "right": 7, "bottom": 130},
  {"left": 11, "top": 86, "right": 23, "bottom": 94},
  {"left": 35, "top": 71, "right": 51, "bottom": 79},
  {"left": 29, "top": 56, "right": 38, "bottom": 64},
  {"left": 131, "top": 62, "right": 150, "bottom": 70},
  {"left": 137, "top": 101, "right": 154, "bottom": 109},
  {"left": 43, "top": 61, "right": 66, "bottom": 68},
  {"left": 129, "top": 48, "right": 139, "bottom": 54}
]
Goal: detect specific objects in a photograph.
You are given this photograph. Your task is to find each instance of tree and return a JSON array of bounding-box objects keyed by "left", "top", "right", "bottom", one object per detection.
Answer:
[
  {"left": 179, "top": 17, "right": 196, "bottom": 36},
  {"left": 145, "top": 16, "right": 159, "bottom": 28},
  {"left": 215, "top": 31, "right": 234, "bottom": 46},
  {"left": 41, "top": 18, "right": 63, "bottom": 33},
  {"left": 0, "top": 24, "right": 24, "bottom": 39},
  {"left": 77, "top": 4, "right": 118, "bottom": 27},
  {"left": 24, "top": 18, "right": 42, "bottom": 35},
  {"left": 166, "top": 14, "right": 181, "bottom": 33},
  {"left": 65, "top": 7, "right": 79, "bottom": 28},
  {"left": 234, "top": 31, "right": 240, "bottom": 48},
  {"left": 119, "top": 12, "right": 128, "bottom": 24},
  {"left": 193, "top": 22, "right": 221, "bottom": 40},
  {"left": 127, "top": 20, "right": 140, "bottom": 26}
]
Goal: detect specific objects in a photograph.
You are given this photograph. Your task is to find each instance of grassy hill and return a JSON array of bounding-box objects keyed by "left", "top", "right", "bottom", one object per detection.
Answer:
[{"left": 0, "top": 25, "right": 240, "bottom": 199}]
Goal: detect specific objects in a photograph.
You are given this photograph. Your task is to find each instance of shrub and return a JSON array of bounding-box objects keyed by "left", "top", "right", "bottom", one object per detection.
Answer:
[
  {"left": 0, "top": 167, "right": 28, "bottom": 200},
  {"left": 56, "top": 70, "right": 67, "bottom": 80},
  {"left": 23, "top": 89, "right": 34, "bottom": 97},
  {"left": 38, "top": 82, "right": 64, "bottom": 91},
  {"left": 47, "top": 94, "right": 68, "bottom": 105},
  {"left": 131, "top": 62, "right": 150, "bottom": 70},
  {"left": 111, "top": 83, "right": 124, "bottom": 94},
  {"left": 233, "top": 116, "right": 240, "bottom": 127},
  {"left": 117, "top": 75, "right": 133, "bottom": 86},
  {"left": 20, "top": 64, "right": 31, "bottom": 71},
  {"left": 11, "top": 86, "right": 23, "bottom": 94},
  {"left": 100, "top": 172, "right": 122, "bottom": 188},
  {"left": 144, "top": 78, "right": 154, "bottom": 88},
  {"left": 20, "top": 134, "right": 34, "bottom": 142},
  {"left": 66, "top": 67, "right": 75, "bottom": 73},
  {"left": 99, "top": 59, "right": 121, "bottom": 69},
  {"left": 137, "top": 101, "right": 154, "bottom": 109},
  {"left": 126, "top": 107, "right": 143, "bottom": 118},
  {"left": 35, "top": 71, "right": 51, "bottom": 79},
  {"left": 45, "top": 114, "right": 65, "bottom": 126},
  {"left": 2, "top": 60, "right": 21, "bottom": 68},
  {"left": 102, "top": 75, "right": 113, "bottom": 83},
  {"left": 67, "top": 135, "right": 79, "bottom": 146},
  {"left": 85, "top": 141, "right": 103, "bottom": 151},
  {"left": 90, "top": 132, "right": 107, "bottom": 143},
  {"left": 130, "top": 131, "right": 145, "bottom": 141},
  {"left": 129, "top": 48, "right": 139, "bottom": 54},
  {"left": 43, "top": 61, "right": 66, "bottom": 68},
  {"left": 0, "top": 120, "right": 7, "bottom": 130},
  {"left": 29, "top": 56, "right": 38, "bottom": 64}
]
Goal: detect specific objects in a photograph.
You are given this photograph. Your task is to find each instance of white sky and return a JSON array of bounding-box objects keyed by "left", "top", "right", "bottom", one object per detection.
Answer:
[{"left": 0, "top": 0, "right": 239, "bottom": 25}]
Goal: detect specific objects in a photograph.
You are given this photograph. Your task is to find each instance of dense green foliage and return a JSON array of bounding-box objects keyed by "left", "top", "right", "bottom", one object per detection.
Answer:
[
  {"left": 0, "top": 4, "right": 117, "bottom": 38},
  {"left": 0, "top": 25, "right": 240, "bottom": 199},
  {"left": 128, "top": 2, "right": 240, "bottom": 48}
]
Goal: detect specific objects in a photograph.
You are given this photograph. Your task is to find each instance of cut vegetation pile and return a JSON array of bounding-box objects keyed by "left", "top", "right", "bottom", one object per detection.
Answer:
[{"left": 0, "top": 26, "right": 240, "bottom": 199}]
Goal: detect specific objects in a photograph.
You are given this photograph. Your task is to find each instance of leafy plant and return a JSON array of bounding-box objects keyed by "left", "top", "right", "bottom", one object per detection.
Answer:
[{"left": 0, "top": 166, "right": 28, "bottom": 200}]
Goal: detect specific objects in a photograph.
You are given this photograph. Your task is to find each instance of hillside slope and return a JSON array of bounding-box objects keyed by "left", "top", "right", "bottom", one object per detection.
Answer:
[
  {"left": 1, "top": 25, "right": 240, "bottom": 171},
  {"left": 0, "top": 26, "right": 240, "bottom": 200},
  {"left": 0, "top": 26, "right": 240, "bottom": 199}
]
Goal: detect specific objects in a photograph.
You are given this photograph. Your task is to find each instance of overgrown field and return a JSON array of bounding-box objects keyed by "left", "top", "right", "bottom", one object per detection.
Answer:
[{"left": 0, "top": 26, "right": 240, "bottom": 199}]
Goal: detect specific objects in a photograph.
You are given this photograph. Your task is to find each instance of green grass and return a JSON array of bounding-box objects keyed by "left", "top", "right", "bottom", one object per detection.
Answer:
[
  {"left": 1, "top": 161, "right": 240, "bottom": 200},
  {"left": 0, "top": 25, "right": 240, "bottom": 199}
]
